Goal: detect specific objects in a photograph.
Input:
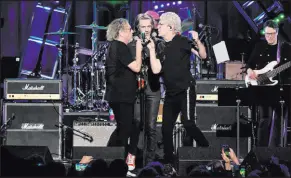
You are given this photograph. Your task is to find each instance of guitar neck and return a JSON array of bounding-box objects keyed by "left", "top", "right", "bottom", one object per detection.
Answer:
[{"left": 266, "top": 61, "right": 291, "bottom": 78}]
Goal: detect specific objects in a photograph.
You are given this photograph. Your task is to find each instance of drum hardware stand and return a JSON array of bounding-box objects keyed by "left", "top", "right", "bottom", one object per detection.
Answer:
[
  {"left": 85, "top": 24, "right": 99, "bottom": 110},
  {"left": 70, "top": 42, "right": 86, "bottom": 109}
]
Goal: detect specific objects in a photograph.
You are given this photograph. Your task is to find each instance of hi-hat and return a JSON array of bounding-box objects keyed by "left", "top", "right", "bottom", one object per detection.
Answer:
[
  {"left": 75, "top": 23, "right": 108, "bottom": 30},
  {"left": 45, "top": 31, "right": 78, "bottom": 35}
]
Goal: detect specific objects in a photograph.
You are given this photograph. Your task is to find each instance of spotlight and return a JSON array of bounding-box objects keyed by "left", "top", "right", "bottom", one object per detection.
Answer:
[
  {"left": 278, "top": 13, "right": 285, "bottom": 20},
  {"left": 273, "top": 18, "right": 280, "bottom": 23},
  {"left": 167, "top": 3, "right": 170, "bottom": 6},
  {"left": 173, "top": 2, "right": 176, "bottom": 5},
  {"left": 154, "top": 5, "right": 158, "bottom": 10},
  {"left": 178, "top": 1, "right": 182, "bottom": 5},
  {"left": 161, "top": 4, "right": 164, "bottom": 8}
]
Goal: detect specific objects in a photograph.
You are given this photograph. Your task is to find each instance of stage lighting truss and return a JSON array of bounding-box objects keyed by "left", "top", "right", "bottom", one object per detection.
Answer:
[
  {"left": 153, "top": 1, "right": 183, "bottom": 10},
  {"left": 233, "top": 0, "right": 289, "bottom": 35}
]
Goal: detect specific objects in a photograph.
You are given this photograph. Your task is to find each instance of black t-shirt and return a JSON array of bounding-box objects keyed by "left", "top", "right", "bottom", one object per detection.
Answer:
[
  {"left": 105, "top": 40, "right": 137, "bottom": 103},
  {"left": 247, "top": 40, "right": 278, "bottom": 70},
  {"left": 280, "top": 42, "right": 291, "bottom": 84},
  {"left": 247, "top": 40, "right": 291, "bottom": 84},
  {"left": 160, "top": 35, "right": 193, "bottom": 96},
  {"left": 127, "top": 38, "right": 165, "bottom": 92}
]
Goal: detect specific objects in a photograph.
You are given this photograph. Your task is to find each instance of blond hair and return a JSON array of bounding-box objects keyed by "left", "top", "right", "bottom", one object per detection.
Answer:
[{"left": 106, "top": 18, "right": 129, "bottom": 41}]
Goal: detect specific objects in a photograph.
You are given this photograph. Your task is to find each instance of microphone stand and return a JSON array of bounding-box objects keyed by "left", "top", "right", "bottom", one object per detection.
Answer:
[
  {"left": 139, "top": 41, "right": 148, "bottom": 167},
  {"left": 55, "top": 122, "right": 93, "bottom": 160},
  {"left": 0, "top": 114, "right": 15, "bottom": 145},
  {"left": 203, "top": 26, "right": 216, "bottom": 79}
]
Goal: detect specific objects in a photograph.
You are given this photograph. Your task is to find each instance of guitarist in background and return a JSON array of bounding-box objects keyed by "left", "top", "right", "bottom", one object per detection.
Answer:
[{"left": 246, "top": 20, "right": 291, "bottom": 147}]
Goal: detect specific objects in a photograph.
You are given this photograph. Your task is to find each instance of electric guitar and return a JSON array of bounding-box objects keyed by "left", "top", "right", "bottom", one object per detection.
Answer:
[{"left": 245, "top": 60, "right": 291, "bottom": 87}]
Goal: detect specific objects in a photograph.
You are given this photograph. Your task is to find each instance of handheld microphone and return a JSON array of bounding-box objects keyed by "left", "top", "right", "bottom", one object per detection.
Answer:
[{"left": 141, "top": 32, "right": 146, "bottom": 43}]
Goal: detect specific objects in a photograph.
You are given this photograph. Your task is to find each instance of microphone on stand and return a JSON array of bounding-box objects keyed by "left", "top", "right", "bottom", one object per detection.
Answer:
[{"left": 198, "top": 23, "right": 216, "bottom": 30}]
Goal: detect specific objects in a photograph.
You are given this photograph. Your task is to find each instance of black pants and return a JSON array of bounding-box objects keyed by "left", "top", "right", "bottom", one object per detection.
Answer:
[
  {"left": 107, "top": 102, "right": 134, "bottom": 152},
  {"left": 162, "top": 84, "right": 209, "bottom": 164},
  {"left": 257, "top": 105, "right": 289, "bottom": 147},
  {"left": 129, "top": 86, "right": 161, "bottom": 163}
]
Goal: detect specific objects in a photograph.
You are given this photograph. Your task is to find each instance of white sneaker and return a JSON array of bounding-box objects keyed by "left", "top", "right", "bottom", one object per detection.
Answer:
[
  {"left": 126, "top": 171, "right": 137, "bottom": 177},
  {"left": 126, "top": 153, "right": 136, "bottom": 171}
]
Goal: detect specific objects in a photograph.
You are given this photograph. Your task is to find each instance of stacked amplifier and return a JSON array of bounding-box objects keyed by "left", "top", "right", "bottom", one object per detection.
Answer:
[
  {"left": 195, "top": 80, "right": 251, "bottom": 159},
  {"left": 2, "top": 79, "right": 63, "bottom": 160}
]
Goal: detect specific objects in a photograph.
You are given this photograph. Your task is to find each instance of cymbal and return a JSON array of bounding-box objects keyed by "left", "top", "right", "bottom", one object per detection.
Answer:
[
  {"left": 75, "top": 23, "right": 108, "bottom": 30},
  {"left": 77, "top": 47, "right": 93, "bottom": 56},
  {"left": 45, "top": 31, "right": 78, "bottom": 35},
  {"left": 181, "top": 19, "right": 194, "bottom": 33}
]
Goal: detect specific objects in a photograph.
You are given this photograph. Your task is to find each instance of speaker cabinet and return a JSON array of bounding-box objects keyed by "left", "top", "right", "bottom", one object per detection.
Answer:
[
  {"left": 73, "top": 147, "right": 125, "bottom": 162},
  {"left": 177, "top": 147, "right": 222, "bottom": 176},
  {"left": 0, "top": 145, "right": 53, "bottom": 164},
  {"left": 2, "top": 103, "right": 62, "bottom": 160},
  {"left": 196, "top": 104, "right": 249, "bottom": 130},
  {"left": 241, "top": 147, "right": 291, "bottom": 173}
]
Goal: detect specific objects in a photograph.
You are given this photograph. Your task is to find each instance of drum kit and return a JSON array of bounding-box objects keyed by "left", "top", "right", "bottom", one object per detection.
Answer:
[{"left": 45, "top": 22, "right": 109, "bottom": 111}]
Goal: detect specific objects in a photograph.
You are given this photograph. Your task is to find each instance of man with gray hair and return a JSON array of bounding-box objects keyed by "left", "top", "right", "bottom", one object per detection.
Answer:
[
  {"left": 150, "top": 12, "right": 209, "bottom": 165},
  {"left": 105, "top": 18, "right": 142, "bottom": 152}
]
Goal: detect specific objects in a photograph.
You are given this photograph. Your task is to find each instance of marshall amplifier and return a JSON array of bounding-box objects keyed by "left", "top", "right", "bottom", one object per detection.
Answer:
[
  {"left": 4, "top": 79, "right": 62, "bottom": 100},
  {"left": 196, "top": 80, "right": 245, "bottom": 103},
  {"left": 2, "top": 102, "right": 62, "bottom": 160}
]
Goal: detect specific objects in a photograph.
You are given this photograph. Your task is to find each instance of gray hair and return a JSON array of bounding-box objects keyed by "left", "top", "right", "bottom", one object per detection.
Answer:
[
  {"left": 106, "top": 18, "right": 129, "bottom": 41},
  {"left": 160, "top": 12, "right": 181, "bottom": 33}
]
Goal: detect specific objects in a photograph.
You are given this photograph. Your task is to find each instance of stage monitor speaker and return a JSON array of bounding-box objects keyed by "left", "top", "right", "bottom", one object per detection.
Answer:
[
  {"left": 1, "top": 145, "right": 53, "bottom": 165},
  {"left": 73, "top": 146, "right": 125, "bottom": 163},
  {"left": 2, "top": 102, "right": 62, "bottom": 160},
  {"left": 177, "top": 147, "right": 222, "bottom": 176},
  {"left": 241, "top": 147, "right": 291, "bottom": 173}
]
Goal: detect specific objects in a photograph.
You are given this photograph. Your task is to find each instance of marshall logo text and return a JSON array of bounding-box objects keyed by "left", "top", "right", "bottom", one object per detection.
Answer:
[{"left": 22, "top": 84, "right": 45, "bottom": 91}]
